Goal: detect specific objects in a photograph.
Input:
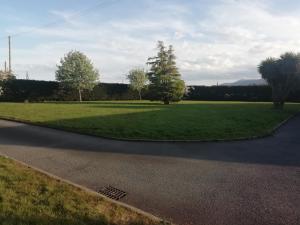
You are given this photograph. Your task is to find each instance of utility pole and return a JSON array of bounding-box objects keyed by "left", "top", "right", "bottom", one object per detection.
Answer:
[
  {"left": 26, "top": 71, "right": 29, "bottom": 80},
  {"left": 8, "top": 36, "right": 11, "bottom": 74},
  {"left": 4, "top": 61, "right": 7, "bottom": 72}
]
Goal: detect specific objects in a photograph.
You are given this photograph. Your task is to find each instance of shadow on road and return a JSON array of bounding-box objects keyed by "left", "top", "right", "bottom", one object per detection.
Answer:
[{"left": 0, "top": 114, "right": 299, "bottom": 167}]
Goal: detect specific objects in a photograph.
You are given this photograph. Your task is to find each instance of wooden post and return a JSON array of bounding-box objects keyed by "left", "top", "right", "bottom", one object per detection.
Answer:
[{"left": 8, "top": 36, "right": 11, "bottom": 74}]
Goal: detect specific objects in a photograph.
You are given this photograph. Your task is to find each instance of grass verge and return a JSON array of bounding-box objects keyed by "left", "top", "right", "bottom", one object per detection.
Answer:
[
  {"left": 0, "top": 156, "right": 167, "bottom": 225},
  {"left": 0, "top": 101, "right": 299, "bottom": 140}
]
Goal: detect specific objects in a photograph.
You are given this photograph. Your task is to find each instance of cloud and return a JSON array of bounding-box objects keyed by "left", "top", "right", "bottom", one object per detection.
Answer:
[
  {"left": 14, "top": 64, "right": 56, "bottom": 80},
  {"left": 6, "top": 0, "right": 300, "bottom": 85}
]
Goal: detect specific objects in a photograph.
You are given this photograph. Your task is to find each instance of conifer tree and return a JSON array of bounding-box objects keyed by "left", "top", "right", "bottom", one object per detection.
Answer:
[{"left": 147, "top": 41, "right": 185, "bottom": 104}]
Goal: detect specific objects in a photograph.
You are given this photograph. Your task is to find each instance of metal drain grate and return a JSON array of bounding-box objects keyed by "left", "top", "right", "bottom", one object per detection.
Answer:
[{"left": 98, "top": 186, "right": 127, "bottom": 200}]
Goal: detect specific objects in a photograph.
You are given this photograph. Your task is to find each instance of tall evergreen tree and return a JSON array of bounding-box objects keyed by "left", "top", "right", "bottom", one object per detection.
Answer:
[{"left": 147, "top": 41, "right": 185, "bottom": 104}]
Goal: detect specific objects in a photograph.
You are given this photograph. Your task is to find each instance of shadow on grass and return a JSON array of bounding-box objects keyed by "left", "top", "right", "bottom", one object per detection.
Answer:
[
  {"left": 0, "top": 214, "right": 108, "bottom": 225},
  {"left": 45, "top": 100, "right": 251, "bottom": 110},
  {"left": 1, "top": 214, "right": 149, "bottom": 225},
  {"left": 79, "top": 101, "right": 272, "bottom": 111},
  {"left": 46, "top": 101, "right": 165, "bottom": 107}
]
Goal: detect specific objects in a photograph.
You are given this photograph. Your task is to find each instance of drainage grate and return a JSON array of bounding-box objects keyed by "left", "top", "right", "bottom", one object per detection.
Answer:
[{"left": 98, "top": 186, "right": 127, "bottom": 200}]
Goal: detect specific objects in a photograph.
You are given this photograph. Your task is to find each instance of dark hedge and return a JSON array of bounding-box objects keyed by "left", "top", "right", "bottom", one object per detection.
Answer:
[
  {"left": 186, "top": 85, "right": 272, "bottom": 101},
  {"left": 186, "top": 85, "right": 300, "bottom": 102},
  {"left": 0, "top": 79, "right": 59, "bottom": 102},
  {"left": 0, "top": 79, "right": 300, "bottom": 102},
  {"left": 0, "top": 80, "right": 139, "bottom": 102}
]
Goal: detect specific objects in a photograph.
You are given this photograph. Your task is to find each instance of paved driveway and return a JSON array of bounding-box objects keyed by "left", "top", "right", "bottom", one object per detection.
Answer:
[{"left": 0, "top": 118, "right": 299, "bottom": 225}]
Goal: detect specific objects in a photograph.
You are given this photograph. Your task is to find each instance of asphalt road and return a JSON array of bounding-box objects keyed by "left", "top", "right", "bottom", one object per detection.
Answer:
[{"left": 0, "top": 118, "right": 299, "bottom": 225}]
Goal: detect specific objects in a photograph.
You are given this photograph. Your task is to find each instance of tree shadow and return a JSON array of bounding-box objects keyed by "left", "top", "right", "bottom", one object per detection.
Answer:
[
  {"left": 46, "top": 101, "right": 165, "bottom": 107},
  {"left": 84, "top": 102, "right": 266, "bottom": 112},
  {"left": 0, "top": 213, "right": 108, "bottom": 225},
  {"left": 1, "top": 214, "right": 151, "bottom": 225}
]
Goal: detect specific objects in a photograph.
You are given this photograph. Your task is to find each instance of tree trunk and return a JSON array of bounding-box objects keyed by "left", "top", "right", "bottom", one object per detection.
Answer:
[
  {"left": 272, "top": 86, "right": 284, "bottom": 110},
  {"left": 138, "top": 91, "right": 142, "bottom": 101},
  {"left": 273, "top": 101, "right": 284, "bottom": 109},
  {"left": 163, "top": 98, "right": 170, "bottom": 105},
  {"left": 78, "top": 89, "right": 82, "bottom": 102}
]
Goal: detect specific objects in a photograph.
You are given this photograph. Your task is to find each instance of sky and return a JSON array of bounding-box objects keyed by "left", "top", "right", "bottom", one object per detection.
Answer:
[{"left": 1, "top": 0, "right": 300, "bottom": 85}]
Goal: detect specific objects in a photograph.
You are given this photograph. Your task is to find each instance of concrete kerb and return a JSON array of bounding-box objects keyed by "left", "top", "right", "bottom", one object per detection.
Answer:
[{"left": 0, "top": 153, "right": 171, "bottom": 225}]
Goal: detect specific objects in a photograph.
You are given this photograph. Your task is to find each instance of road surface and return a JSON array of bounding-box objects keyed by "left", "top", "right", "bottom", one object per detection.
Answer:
[{"left": 0, "top": 118, "right": 299, "bottom": 225}]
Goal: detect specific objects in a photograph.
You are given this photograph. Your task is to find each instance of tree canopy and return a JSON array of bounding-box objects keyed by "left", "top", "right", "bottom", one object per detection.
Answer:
[
  {"left": 56, "top": 51, "right": 99, "bottom": 101},
  {"left": 127, "top": 68, "right": 148, "bottom": 100},
  {"left": 147, "top": 41, "right": 185, "bottom": 104},
  {"left": 258, "top": 52, "right": 300, "bottom": 108}
]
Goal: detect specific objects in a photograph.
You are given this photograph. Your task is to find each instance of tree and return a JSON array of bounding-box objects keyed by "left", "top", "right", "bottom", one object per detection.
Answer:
[
  {"left": 127, "top": 68, "right": 148, "bottom": 100},
  {"left": 258, "top": 52, "right": 300, "bottom": 109},
  {"left": 0, "top": 71, "right": 10, "bottom": 81},
  {"left": 0, "top": 70, "right": 15, "bottom": 81},
  {"left": 56, "top": 51, "right": 99, "bottom": 102},
  {"left": 147, "top": 41, "right": 185, "bottom": 104}
]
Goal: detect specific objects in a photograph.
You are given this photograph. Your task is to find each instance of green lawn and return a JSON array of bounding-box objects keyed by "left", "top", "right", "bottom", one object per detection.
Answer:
[
  {"left": 0, "top": 101, "right": 299, "bottom": 140},
  {"left": 0, "top": 156, "right": 165, "bottom": 225}
]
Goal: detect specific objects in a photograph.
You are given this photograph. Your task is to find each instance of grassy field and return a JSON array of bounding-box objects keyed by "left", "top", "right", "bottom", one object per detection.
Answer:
[
  {"left": 0, "top": 156, "right": 165, "bottom": 225},
  {"left": 0, "top": 101, "right": 299, "bottom": 140}
]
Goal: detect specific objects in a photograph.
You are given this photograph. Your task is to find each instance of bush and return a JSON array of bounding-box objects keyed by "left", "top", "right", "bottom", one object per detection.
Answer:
[
  {"left": 186, "top": 86, "right": 273, "bottom": 102},
  {"left": 1, "top": 79, "right": 299, "bottom": 102},
  {"left": 0, "top": 80, "right": 139, "bottom": 102},
  {"left": 0, "top": 79, "right": 59, "bottom": 102},
  {"left": 186, "top": 85, "right": 300, "bottom": 102}
]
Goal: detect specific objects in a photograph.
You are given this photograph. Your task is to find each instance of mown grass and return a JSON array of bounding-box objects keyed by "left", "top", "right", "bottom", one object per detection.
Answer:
[
  {"left": 0, "top": 101, "right": 299, "bottom": 140},
  {"left": 0, "top": 156, "right": 166, "bottom": 225}
]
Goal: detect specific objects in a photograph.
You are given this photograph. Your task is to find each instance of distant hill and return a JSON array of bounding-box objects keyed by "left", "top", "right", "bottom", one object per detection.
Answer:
[{"left": 221, "top": 79, "right": 267, "bottom": 86}]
